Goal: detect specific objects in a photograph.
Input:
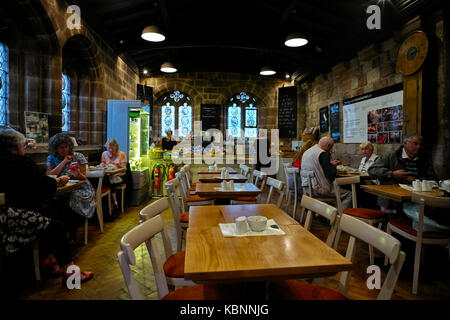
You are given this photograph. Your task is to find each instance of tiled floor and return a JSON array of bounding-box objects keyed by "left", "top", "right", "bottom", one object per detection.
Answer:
[{"left": 13, "top": 190, "right": 450, "bottom": 300}]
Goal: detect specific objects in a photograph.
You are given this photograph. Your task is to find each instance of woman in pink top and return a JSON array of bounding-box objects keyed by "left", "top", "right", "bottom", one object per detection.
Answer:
[{"left": 101, "top": 139, "right": 127, "bottom": 210}]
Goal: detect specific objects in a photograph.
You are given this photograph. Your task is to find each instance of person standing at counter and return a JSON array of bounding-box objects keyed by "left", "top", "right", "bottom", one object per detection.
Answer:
[
  {"left": 101, "top": 138, "right": 127, "bottom": 211},
  {"left": 162, "top": 130, "right": 178, "bottom": 151}
]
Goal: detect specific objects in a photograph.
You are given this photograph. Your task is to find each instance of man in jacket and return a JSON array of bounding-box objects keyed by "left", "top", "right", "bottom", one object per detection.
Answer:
[{"left": 368, "top": 133, "right": 436, "bottom": 211}]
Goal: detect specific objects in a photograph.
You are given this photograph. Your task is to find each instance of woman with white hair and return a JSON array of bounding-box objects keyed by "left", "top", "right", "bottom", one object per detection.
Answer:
[
  {"left": 0, "top": 127, "right": 93, "bottom": 288},
  {"left": 358, "top": 141, "right": 378, "bottom": 172}
]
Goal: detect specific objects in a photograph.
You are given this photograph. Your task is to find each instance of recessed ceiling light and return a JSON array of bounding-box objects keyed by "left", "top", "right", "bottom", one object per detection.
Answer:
[
  {"left": 143, "top": 69, "right": 148, "bottom": 75},
  {"left": 260, "top": 66, "right": 276, "bottom": 76},
  {"left": 285, "top": 33, "right": 308, "bottom": 47},
  {"left": 285, "top": 72, "right": 290, "bottom": 79},
  {"left": 161, "top": 61, "right": 177, "bottom": 73},
  {"left": 141, "top": 25, "right": 165, "bottom": 42}
]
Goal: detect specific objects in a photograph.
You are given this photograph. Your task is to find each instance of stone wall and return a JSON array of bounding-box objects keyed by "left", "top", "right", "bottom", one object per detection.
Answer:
[{"left": 141, "top": 73, "right": 292, "bottom": 141}]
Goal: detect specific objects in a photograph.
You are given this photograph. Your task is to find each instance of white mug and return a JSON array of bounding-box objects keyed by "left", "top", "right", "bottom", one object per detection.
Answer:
[
  {"left": 421, "top": 180, "right": 433, "bottom": 192},
  {"left": 209, "top": 165, "right": 214, "bottom": 171},
  {"left": 412, "top": 180, "right": 422, "bottom": 191},
  {"left": 235, "top": 216, "right": 248, "bottom": 235}
]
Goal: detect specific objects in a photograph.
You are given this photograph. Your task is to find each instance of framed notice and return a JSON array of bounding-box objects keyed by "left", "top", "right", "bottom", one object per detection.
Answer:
[
  {"left": 278, "top": 86, "right": 297, "bottom": 138},
  {"left": 330, "top": 102, "right": 340, "bottom": 142},
  {"left": 343, "top": 83, "right": 403, "bottom": 144},
  {"left": 201, "top": 104, "right": 221, "bottom": 131},
  {"left": 24, "top": 111, "right": 49, "bottom": 146},
  {"left": 319, "top": 106, "right": 329, "bottom": 133}
]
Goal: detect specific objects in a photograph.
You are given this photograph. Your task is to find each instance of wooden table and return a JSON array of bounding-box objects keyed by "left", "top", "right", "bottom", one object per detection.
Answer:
[
  {"left": 55, "top": 180, "right": 85, "bottom": 195},
  {"left": 195, "top": 183, "right": 261, "bottom": 199},
  {"left": 185, "top": 205, "right": 352, "bottom": 283},
  {"left": 198, "top": 173, "right": 248, "bottom": 183},
  {"left": 188, "top": 204, "right": 299, "bottom": 229},
  {"left": 104, "top": 167, "right": 126, "bottom": 175},
  {"left": 360, "top": 184, "right": 443, "bottom": 202},
  {"left": 337, "top": 171, "right": 370, "bottom": 178},
  {"left": 197, "top": 167, "right": 238, "bottom": 175}
]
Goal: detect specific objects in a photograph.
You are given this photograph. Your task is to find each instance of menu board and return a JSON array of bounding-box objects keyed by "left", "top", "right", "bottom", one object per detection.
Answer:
[
  {"left": 24, "top": 111, "right": 49, "bottom": 145},
  {"left": 137, "top": 84, "right": 153, "bottom": 104},
  {"left": 278, "top": 86, "right": 297, "bottom": 138},
  {"left": 201, "top": 104, "right": 221, "bottom": 131},
  {"left": 330, "top": 103, "right": 340, "bottom": 142},
  {"left": 319, "top": 106, "right": 329, "bottom": 133},
  {"left": 343, "top": 83, "right": 403, "bottom": 143}
]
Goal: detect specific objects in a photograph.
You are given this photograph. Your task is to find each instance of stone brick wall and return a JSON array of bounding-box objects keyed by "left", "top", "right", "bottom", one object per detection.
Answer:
[{"left": 141, "top": 73, "right": 292, "bottom": 141}]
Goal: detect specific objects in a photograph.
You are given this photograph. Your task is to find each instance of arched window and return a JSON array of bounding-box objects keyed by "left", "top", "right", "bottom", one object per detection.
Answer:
[
  {"left": 0, "top": 43, "right": 9, "bottom": 126},
  {"left": 161, "top": 90, "right": 192, "bottom": 138},
  {"left": 61, "top": 73, "right": 70, "bottom": 131},
  {"left": 227, "top": 91, "right": 258, "bottom": 138}
]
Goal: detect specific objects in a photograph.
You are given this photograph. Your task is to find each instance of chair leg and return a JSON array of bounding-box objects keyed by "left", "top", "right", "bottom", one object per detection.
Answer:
[
  {"left": 286, "top": 192, "right": 291, "bottom": 211},
  {"left": 121, "top": 188, "right": 125, "bottom": 213},
  {"left": 369, "top": 244, "right": 374, "bottom": 265},
  {"left": 293, "top": 191, "right": 298, "bottom": 219},
  {"left": 97, "top": 200, "right": 104, "bottom": 233},
  {"left": 412, "top": 241, "right": 423, "bottom": 295},
  {"left": 32, "top": 241, "right": 40, "bottom": 281},
  {"left": 108, "top": 193, "right": 112, "bottom": 216},
  {"left": 333, "top": 228, "right": 342, "bottom": 250},
  {"left": 84, "top": 217, "right": 88, "bottom": 245}
]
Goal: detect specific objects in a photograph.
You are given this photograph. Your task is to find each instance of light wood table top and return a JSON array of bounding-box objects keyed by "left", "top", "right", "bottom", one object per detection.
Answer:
[
  {"left": 89, "top": 167, "right": 126, "bottom": 175},
  {"left": 185, "top": 223, "right": 352, "bottom": 283},
  {"left": 360, "top": 184, "right": 444, "bottom": 202},
  {"left": 188, "top": 204, "right": 298, "bottom": 229},
  {"left": 336, "top": 171, "right": 370, "bottom": 178},
  {"left": 198, "top": 174, "right": 248, "bottom": 183},
  {"left": 195, "top": 182, "right": 261, "bottom": 198},
  {"left": 55, "top": 180, "right": 85, "bottom": 195},
  {"left": 197, "top": 167, "right": 238, "bottom": 175}
]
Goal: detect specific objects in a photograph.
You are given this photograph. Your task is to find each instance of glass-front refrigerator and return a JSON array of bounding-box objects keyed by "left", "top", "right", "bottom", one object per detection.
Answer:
[{"left": 107, "top": 100, "right": 152, "bottom": 206}]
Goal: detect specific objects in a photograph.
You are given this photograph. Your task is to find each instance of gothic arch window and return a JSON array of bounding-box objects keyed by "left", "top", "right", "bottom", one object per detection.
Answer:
[
  {"left": 61, "top": 73, "right": 70, "bottom": 131},
  {"left": 0, "top": 42, "right": 9, "bottom": 126},
  {"left": 160, "top": 90, "right": 192, "bottom": 138},
  {"left": 227, "top": 91, "right": 258, "bottom": 138}
]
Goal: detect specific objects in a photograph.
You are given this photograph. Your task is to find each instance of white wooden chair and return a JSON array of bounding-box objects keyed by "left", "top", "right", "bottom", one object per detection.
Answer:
[
  {"left": 265, "top": 177, "right": 285, "bottom": 208},
  {"left": 285, "top": 167, "right": 300, "bottom": 219},
  {"left": 165, "top": 178, "right": 189, "bottom": 252},
  {"left": 85, "top": 170, "right": 110, "bottom": 245},
  {"left": 175, "top": 171, "right": 214, "bottom": 210},
  {"left": 300, "top": 169, "right": 336, "bottom": 205},
  {"left": 116, "top": 183, "right": 126, "bottom": 213},
  {"left": 385, "top": 192, "right": 450, "bottom": 295},
  {"left": 270, "top": 213, "right": 406, "bottom": 300},
  {"left": 182, "top": 165, "right": 197, "bottom": 194},
  {"left": 230, "top": 169, "right": 268, "bottom": 205},
  {"left": 239, "top": 164, "right": 253, "bottom": 182},
  {"left": 118, "top": 214, "right": 233, "bottom": 300},
  {"left": 138, "top": 198, "right": 194, "bottom": 288},
  {"left": 333, "top": 176, "right": 386, "bottom": 265}
]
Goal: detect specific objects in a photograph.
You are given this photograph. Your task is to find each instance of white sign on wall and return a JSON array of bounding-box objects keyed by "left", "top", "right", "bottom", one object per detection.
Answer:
[{"left": 343, "top": 84, "right": 403, "bottom": 144}]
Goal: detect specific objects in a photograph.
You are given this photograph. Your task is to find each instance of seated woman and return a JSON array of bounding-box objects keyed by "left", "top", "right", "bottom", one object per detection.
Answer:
[
  {"left": 358, "top": 141, "right": 378, "bottom": 173},
  {"left": 0, "top": 128, "right": 93, "bottom": 286},
  {"left": 101, "top": 139, "right": 127, "bottom": 211},
  {"left": 46, "top": 133, "right": 95, "bottom": 239}
]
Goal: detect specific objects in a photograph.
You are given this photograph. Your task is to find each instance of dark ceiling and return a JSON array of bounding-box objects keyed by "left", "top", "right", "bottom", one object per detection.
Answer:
[{"left": 69, "top": 0, "right": 443, "bottom": 82}]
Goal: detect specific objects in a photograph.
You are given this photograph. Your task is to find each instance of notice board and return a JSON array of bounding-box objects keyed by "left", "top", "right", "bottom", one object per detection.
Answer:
[
  {"left": 201, "top": 104, "right": 221, "bottom": 131},
  {"left": 278, "top": 86, "right": 297, "bottom": 138},
  {"left": 330, "top": 102, "right": 340, "bottom": 142},
  {"left": 319, "top": 106, "right": 329, "bottom": 133},
  {"left": 343, "top": 83, "right": 403, "bottom": 144}
]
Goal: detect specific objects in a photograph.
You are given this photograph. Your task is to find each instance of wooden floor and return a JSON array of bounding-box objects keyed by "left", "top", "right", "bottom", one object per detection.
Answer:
[{"left": 18, "top": 190, "right": 450, "bottom": 300}]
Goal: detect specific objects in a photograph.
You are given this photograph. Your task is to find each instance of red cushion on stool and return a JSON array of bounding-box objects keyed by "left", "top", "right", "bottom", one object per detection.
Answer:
[
  {"left": 186, "top": 195, "right": 212, "bottom": 202},
  {"left": 389, "top": 217, "right": 450, "bottom": 239},
  {"left": 94, "top": 187, "right": 110, "bottom": 195},
  {"left": 269, "top": 280, "right": 348, "bottom": 300},
  {"left": 189, "top": 186, "right": 196, "bottom": 191},
  {"left": 232, "top": 197, "right": 257, "bottom": 202},
  {"left": 163, "top": 251, "right": 186, "bottom": 278},
  {"left": 343, "top": 207, "right": 386, "bottom": 220},
  {"left": 179, "top": 212, "right": 189, "bottom": 223}
]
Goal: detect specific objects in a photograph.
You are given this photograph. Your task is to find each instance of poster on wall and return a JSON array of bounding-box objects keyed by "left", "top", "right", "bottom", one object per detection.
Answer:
[
  {"left": 343, "top": 83, "right": 403, "bottom": 144},
  {"left": 330, "top": 102, "right": 340, "bottom": 142},
  {"left": 278, "top": 86, "right": 297, "bottom": 138},
  {"left": 319, "top": 106, "right": 329, "bottom": 133},
  {"left": 24, "top": 111, "right": 49, "bottom": 146}
]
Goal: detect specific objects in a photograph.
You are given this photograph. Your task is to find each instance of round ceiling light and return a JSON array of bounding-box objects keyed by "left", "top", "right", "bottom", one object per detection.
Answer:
[
  {"left": 260, "top": 66, "right": 276, "bottom": 76},
  {"left": 141, "top": 25, "right": 165, "bottom": 42},
  {"left": 284, "top": 33, "right": 308, "bottom": 47},
  {"left": 160, "top": 61, "right": 177, "bottom": 73}
]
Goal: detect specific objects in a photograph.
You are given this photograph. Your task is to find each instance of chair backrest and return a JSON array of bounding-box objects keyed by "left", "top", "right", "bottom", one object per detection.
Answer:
[
  {"left": 282, "top": 162, "right": 292, "bottom": 183},
  {"left": 285, "top": 167, "right": 298, "bottom": 193},
  {"left": 337, "top": 214, "right": 406, "bottom": 300},
  {"left": 266, "top": 177, "right": 285, "bottom": 207},
  {"left": 252, "top": 170, "right": 268, "bottom": 203},
  {"left": 300, "top": 169, "right": 314, "bottom": 196},
  {"left": 301, "top": 195, "right": 338, "bottom": 247},
  {"left": 411, "top": 192, "right": 450, "bottom": 239},
  {"left": 118, "top": 214, "right": 173, "bottom": 300},
  {"left": 333, "top": 176, "right": 359, "bottom": 213},
  {"left": 165, "top": 177, "right": 185, "bottom": 239},
  {"left": 183, "top": 164, "right": 193, "bottom": 188},
  {"left": 175, "top": 171, "right": 189, "bottom": 208},
  {"left": 139, "top": 198, "right": 169, "bottom": 223},
  {"left": 86, "top": 169, "right": 105, "bottom": 200},
  {"left": 239, "top": 164, "right": 252, "bottom": 181}
]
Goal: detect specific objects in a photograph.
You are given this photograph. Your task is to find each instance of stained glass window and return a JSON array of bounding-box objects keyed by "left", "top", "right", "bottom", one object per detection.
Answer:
[
  {"left": 227, "top": 92, "right": 258, "bottom": 138},
  {"left": 61, "top": 73, "right": 70, "bottom": 131},
  {"left": 0, "top": 43, "right": 9, "bottom": 126},
  {"left": 160, "top": 91, "right": 192, "bottom": 137}
]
